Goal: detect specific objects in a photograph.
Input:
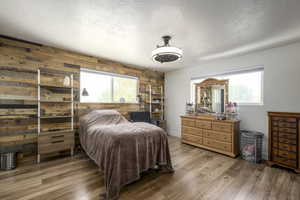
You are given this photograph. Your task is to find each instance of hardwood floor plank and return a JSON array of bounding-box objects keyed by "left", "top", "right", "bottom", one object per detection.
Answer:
[
  {"left": 0, "top": 166, "right": 100, "bottom": 200},
  {"left": 245, "top": 166, "right": 277, "bottom": 200},
  {"left": 0, "top": 136, "right": 299, "bottom": 200},
  {"left": 289, "top": 174, "right": 300, "bottom": 200},
  {"left": 267, "top": 169, "right": 293, "bottom": 200},
  {"left": 170, "top": 155, "right": 236, "bottom": 200},
  {"left": 217, "top": 161, "right": 263, "bottom": 200},
  {"left": 232, "top": 164, "right": 265, "bottom": 200},
  {"left": 121, "top": 148, "right": 216, "bottom": 199}
]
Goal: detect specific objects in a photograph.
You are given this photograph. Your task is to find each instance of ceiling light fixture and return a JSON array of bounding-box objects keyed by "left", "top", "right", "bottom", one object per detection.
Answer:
[{"left": 152, "top": 35, "right": 183, "bottom": 63}]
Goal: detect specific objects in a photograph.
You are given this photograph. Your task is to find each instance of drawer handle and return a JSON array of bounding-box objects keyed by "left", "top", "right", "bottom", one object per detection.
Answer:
[
  {"left": 52, "top": 140, "right": 64, "bottom": 144},
  {"left": 52, "top": 135, "right": 64, "bottom": 139}
]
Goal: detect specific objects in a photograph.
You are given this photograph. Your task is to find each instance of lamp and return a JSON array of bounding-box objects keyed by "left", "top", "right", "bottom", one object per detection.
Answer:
[{"left": 82, "top": 88, "right": 89, "bottom": 96}]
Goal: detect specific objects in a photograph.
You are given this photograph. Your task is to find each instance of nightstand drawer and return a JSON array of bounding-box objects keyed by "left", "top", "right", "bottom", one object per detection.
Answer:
[
  {"left": 38, "top": 131, "right": 74, "bottom": 154},
  {"left": 38, "top": 131, "right": 74, "bottom": 143}
]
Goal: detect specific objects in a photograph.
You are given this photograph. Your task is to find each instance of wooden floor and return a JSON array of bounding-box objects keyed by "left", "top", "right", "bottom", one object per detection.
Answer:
[{"left": 0, "top": 136, "right": 299, "bottom": 200}]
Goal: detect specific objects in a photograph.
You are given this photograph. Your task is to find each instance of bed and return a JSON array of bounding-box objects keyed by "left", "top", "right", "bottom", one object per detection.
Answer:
[{"left": 79, "top": 110, "right": 173, "bottom": 200}]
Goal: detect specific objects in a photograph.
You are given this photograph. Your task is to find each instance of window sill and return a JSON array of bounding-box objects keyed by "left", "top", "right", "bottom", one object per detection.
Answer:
[
  {"left": 80, "top": 102, "right": 140, "bottom": 105},
  {"left": 238, "top": 103, "right": 264, "bottom": 106}
]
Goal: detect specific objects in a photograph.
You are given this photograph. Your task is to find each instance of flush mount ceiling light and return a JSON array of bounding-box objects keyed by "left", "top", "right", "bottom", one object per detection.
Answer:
[{"left": 152, "top": 35, "right": 183, "bottom": 63}]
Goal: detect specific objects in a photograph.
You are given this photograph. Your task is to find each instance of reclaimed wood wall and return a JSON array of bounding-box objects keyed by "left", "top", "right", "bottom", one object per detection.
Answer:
[{"left": 0, "top": 35, "right": 164, "bottom": 163}]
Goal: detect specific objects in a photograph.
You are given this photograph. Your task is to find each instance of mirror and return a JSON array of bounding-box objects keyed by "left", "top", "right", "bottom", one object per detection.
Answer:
[{"left": 195, "top": 78, "right": 228, "bottom": 113}]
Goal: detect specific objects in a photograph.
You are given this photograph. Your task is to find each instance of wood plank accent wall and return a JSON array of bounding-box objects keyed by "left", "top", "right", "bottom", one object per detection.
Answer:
[{"left": 0, "top": 35, "right": 164, "bottom": 163}]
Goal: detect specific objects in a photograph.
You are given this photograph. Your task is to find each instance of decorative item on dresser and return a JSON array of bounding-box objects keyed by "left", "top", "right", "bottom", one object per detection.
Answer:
[
  {"left": 181, "top": 115, "right": 240, "bottom": 157},
  {"left": 37, "top": 69, "right": 75, "bottom": 163},
  {"left": 268, "top": 112, "right": 300, "bottom": 173}
]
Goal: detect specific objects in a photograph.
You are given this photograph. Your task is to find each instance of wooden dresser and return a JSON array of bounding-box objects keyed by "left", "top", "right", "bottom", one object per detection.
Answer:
[
  {"left": 181, "top": 115, "right": 240, "bottom": 157},
  {"left": 268, "top": 112, "right": 300, "bottom": 173}
]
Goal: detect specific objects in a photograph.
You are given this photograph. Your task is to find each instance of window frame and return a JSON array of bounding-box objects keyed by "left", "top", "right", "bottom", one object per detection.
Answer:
[
  {"left": 80, "top": 68, "right": 139, "bottom": 104},
  {"left": 190, "top": 66, "right": 264, "bottom": 106}
]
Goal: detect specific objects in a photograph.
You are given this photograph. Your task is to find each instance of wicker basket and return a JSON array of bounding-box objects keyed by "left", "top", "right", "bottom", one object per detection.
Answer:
[{"left": 240, "top": 130, "right": 263, "bottom": 163}]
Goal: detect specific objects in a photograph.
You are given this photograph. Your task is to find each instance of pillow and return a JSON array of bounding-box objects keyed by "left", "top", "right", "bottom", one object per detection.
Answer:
[{"left": 81, "top": 109, "right": 128, "bottom": 127}]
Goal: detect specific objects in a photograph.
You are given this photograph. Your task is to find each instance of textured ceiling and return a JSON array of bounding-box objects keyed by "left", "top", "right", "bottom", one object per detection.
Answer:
[{"left": 1, "top": 0, "right": 300, "bottom": 72}]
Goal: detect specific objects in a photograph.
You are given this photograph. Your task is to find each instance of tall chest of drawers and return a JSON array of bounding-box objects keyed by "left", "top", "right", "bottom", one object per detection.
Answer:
[
  {"left": 268, "top": 112, "right": 300, "bottom": 173},
  {"left": 181, "top": 115, "right": 240, "bottom": 157}
]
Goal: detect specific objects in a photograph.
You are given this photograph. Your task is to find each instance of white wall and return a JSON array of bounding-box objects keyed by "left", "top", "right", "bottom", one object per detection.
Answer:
[{"left": 165, "top": 42, "right": 300, "bottom": 158}]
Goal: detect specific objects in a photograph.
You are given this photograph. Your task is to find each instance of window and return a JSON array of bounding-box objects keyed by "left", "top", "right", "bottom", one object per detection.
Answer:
[
  {"left": 191, "top": 67, "right": 264, "bottom": 105},
  {"left": 80, "top": 68, "right": 138, "bottom": 103}
]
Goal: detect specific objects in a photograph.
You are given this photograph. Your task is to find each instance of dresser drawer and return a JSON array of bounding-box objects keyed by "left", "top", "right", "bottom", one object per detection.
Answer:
[
  {"left": 38, "top": 131, "right": 74, "bottom": 154},
  {"left": 272, "top": 156, "right": 297, "bottom": 168},
  {"left": 278, "top": 150, "right": 297, "bottom": 160},
  {"left": 182, "top": 126, "right": 202, "bottom": 137},
  {"left": 212, "top": 122, "right": 232, "bottom": 133},
  {"left": 273, "top": 142, "right": 297, "bottom": 152},
  {"left": 272, "top": 136, "right": 297, "bottom": 145},
  {"left": 203, "top": 130, "right": 232, "bottom": 143},
  {"left": 195, "top": 120, "right": 212, "bottom": 129},
  {"left": 272, "top": 127, "right": 297, "bottom": 134},
  {"left": 182, "top": 134, "right": 203, "bottom": 144},
  {"left": 203, "top": 138, "right": 232, "bottom": 152},
  {"left": 272, "top": 121, "right": 297, "bottom": 128},
  {"left": 182, "top": 118, "right": 195, "bottom": 127},
  {"left": 273, "top": 148, "right": 297, "bottom": 159},
  {"left": 272, "top": 117, "right": 297, "bottom": 123},
  {"left": 273, "top": 132, "right": 297, "bottom": 140}
]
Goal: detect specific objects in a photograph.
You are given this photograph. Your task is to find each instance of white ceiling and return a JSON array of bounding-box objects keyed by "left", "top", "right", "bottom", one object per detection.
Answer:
[{"left": 1, "top": 0, "right": 300, "bottom": 72}]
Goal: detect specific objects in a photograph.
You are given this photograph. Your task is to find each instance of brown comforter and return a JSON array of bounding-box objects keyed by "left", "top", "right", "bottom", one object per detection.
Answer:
[{"left": 79, "top": 110, "right": 173, "bottom": 200}]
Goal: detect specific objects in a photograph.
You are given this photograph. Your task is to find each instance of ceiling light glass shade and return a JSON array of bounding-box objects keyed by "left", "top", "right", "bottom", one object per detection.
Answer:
[{"left": 151, "top": 46, "right": 183, "bottom": 63}]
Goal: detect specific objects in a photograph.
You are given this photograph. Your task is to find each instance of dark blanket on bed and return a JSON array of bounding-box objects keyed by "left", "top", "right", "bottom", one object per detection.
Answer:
[{"left": 79, "top": 110, "right": 173, "bottom": 200}]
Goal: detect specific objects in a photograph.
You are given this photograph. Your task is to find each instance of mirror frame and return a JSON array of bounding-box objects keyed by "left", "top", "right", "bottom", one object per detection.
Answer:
[{"left": 194, "top": 78, "right": 229, "bottom": 113}]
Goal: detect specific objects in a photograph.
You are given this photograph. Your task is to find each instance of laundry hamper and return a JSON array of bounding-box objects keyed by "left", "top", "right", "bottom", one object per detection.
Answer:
[
  {"left": 240, "top": 130, "right": 263, "bottom": 163},
  {"left": 0, "top": 152, "right": 17, "bottom": 170}
]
